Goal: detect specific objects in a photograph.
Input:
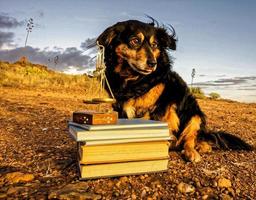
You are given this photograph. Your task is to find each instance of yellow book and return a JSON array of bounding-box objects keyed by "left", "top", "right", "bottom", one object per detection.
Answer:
[
  {"left": 79, "top": 159, "right": 168, "bottom": 179},
  {"left": 79, "top": 141, "right": 170, "bottom": 164}
]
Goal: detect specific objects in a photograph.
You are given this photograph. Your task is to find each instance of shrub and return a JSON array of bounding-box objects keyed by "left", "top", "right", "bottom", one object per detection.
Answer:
[
  {"left": 209, "top": 92, "right": 221, "bottom": 100},
  {"left": 190, "top": 87, "right": 205, "bottom": 99}
]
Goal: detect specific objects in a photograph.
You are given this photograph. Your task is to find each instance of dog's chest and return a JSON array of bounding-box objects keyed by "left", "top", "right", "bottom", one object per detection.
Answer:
[{"left": 123, "top": 83, "right": 165, "bottom": 119}]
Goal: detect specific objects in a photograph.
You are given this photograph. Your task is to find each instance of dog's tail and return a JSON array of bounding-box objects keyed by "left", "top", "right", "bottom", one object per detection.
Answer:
[{"left": 200, "top": 131, "right": 254, "bottom": 151}]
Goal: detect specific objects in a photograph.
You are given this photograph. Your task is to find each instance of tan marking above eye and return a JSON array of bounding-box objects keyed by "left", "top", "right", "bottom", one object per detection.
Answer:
[
  {"left": 149, "top": 35, "right": 158, "bottom": 49},
  {"left": 136, "top": 32, "right": 145, "bottom": 42}
]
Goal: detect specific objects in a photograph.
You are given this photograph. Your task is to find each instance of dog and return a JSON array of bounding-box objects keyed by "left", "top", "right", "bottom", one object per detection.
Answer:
[{"left": 96, "top": 19, "right": 253, "bottom": 162}]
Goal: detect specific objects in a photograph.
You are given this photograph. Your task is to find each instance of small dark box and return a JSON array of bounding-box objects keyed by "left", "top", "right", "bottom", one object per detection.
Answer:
[{"left": 72, "top": 110, "right": 118, "bottom": 125}]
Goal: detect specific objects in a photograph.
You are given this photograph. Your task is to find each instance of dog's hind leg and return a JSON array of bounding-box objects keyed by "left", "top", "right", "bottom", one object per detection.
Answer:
[
  {"left": 176, "top": 115, "right": 202, "bottom": 162},
  {"left": 196, "top": 141, "right": 212, "bottom": 153}
]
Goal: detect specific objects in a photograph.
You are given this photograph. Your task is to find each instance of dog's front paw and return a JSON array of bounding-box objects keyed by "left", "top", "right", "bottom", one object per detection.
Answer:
[
  {"left": 123, "top": 99, "right": 136, "bottom": 119},
  {"left": 182, "top": 149, "right": 201, "bottom": 163},
  {"left": 125, "top": 106, "right": 136, "bottom": 119}
]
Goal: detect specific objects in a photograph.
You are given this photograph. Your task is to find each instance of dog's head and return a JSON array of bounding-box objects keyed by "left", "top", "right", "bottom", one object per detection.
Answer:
[{"left": 97, "top": 19, "right": 177, "bottom": 77}]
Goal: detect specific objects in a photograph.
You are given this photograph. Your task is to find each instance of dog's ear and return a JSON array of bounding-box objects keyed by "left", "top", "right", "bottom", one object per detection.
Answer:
[
  {"left": 97, "top": 26, "right": 116, "bottom": 47},
  {"left": 156, "top": 26, "right": 177, "bottom": 50},
  {"left": 97, "top": 23, "right": 125, "bottom": 47}
]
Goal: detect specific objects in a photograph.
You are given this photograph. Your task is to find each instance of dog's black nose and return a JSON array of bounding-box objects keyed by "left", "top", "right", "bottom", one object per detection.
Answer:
[{"left": 147, "top": 60, "right": 157, "bottom": 68}]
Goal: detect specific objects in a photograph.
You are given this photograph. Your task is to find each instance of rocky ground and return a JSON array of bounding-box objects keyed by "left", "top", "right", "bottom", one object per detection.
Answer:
[{"left": 0, "top": 87, "right": 255, "bottom": 199}]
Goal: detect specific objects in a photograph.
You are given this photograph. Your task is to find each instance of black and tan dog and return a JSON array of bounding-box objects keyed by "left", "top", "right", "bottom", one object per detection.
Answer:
[{"left": 96, "top": 19, "right": 252, "bottom": 162}]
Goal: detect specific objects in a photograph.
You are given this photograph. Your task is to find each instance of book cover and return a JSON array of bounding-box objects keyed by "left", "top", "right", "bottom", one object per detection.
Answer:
[
  {"left": 68, "top": 125, "right": 170, "bottom": 142},
  {"left": 79, "top": 159, "right": 168, "bottom": 179},
  {"left": 78, "top": 141, "right": 170, "bottom": 164},
  {"left": 68, "top": 118, "right": 169, "bottom": 131}
]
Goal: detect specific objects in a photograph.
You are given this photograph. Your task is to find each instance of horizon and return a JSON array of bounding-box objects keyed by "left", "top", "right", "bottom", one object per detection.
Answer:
[{"left": 0, "top": 0, "right": 256, "bottom": 102}]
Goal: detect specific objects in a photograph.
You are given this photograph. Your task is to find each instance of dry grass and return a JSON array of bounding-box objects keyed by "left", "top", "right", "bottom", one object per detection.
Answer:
[
  {"left": 0, "top": 60, "right": 107, "bottom": 101},
  {"left": 0, "top": 60, "right": 91, "bottom": 90}
]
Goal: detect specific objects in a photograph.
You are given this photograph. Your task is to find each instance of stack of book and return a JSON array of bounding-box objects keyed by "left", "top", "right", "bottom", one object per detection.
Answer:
[{"left": 68, "top": 112, "right": 174, "bottom": 179}]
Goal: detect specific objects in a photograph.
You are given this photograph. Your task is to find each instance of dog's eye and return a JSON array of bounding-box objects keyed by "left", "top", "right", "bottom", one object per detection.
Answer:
[
  {"left": 151, "top": 42, "right": 158, "bottom": 49},
  {"left": 129, "top": 38, "right": 141, "bottom": 48}
]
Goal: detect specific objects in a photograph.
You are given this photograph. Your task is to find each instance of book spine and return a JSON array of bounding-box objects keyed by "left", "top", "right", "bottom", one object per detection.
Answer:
[
  {"left": 79, "top": 159, "right": 168, "bottom": 179},
  {"left": 76, "top": 129, "right": 169, "bottom": 141}
]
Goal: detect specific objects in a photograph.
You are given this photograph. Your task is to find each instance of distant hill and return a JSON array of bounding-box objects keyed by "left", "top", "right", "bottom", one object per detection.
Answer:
[{"left": 0, "top": 58, "right": 94, "bottom": 91}]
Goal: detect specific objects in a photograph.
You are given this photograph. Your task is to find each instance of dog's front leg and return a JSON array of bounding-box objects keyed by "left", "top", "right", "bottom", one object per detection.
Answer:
[
  {"left": 176, "top": 115, "right": 202, "bottom": 162},
  {"left": 123, "top": 83, "right": 165, "bottom": 119},
  {"left": 123, "top": 99, "right": 136, "bottom": 119}
]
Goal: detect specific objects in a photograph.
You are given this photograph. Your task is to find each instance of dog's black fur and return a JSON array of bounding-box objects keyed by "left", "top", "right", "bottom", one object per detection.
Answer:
[{"left": 97, "top": 19, "right": 253, "bottom": 162}]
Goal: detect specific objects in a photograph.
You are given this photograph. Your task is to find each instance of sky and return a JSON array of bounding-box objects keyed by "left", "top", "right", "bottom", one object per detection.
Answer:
[{"left": 0, "top": 0, "right": 256, "bottom": 102}]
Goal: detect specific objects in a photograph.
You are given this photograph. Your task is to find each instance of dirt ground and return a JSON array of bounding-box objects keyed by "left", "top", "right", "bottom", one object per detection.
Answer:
[{"left": 0, "top": 87, "right": 255, "bottom": 199}]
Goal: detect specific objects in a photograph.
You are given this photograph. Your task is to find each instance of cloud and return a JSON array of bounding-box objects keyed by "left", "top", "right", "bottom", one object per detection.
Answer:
[
  {"left": 0, "top": 12, "right": 96, "bottom": 72},
  {"left": 0, "top": 46, "right": 95, "bottom": 72},
  {"left": 0, "top": 14, "right": 24, "bottom": 49},
  {"left": 0, "top": 13, "right": 23, "bottom": 28},
  {"left": 80, "top": 38, "right": 98, "bottom": 56},
  {"left": 80, "top": 38, "right": 96, "bottom": 50},
  {"left": 196, "top": 76, "right": 256, "bottom": 87},
  {"left": 0, "top": 31, "right": 15, "bottom": 48},
  {"left": 198, "top": 74, "right": 226, "bottom": 78}
]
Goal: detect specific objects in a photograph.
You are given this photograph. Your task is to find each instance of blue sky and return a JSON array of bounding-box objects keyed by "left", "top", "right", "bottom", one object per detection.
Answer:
[{"left": 0, "top": 0, "right": 256, "bottom": 102}]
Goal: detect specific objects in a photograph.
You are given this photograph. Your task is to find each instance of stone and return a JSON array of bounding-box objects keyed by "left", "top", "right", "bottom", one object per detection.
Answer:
[
  {"left": 177, "top": 182, "right": 195, "bottom": 194},
  {"left": 141, "top": 189, "right": 147, "bottom": 198},
  {"left": 131, "top": 193, "right": 137, "bottom": 199},
  {"left": 115, "top": 176, "right": 129, "bottom": 188},
  {"left": 4, "top": 172, "right": 35, "bottom": 184},
  {"left": 7, "top": 186, "right": 28, "bottom": 195},
  {"left": 221, "top": 194, "right": 233, "bottom": 200},
  {"left": 48, "top": 182, "right": 101, "bottom": 200},
  {"left": 218, "top": 178, "right": 232, "bottom": 188},
  {"left": 0, "top": 193, "right": 7, "bottom": 199}
]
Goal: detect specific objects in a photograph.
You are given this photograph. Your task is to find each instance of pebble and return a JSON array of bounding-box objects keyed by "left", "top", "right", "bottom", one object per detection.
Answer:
[
  {"left": 131, "top": 193, "right": 137, "bottom": 199},
  {"left": 144, "top": 186, "right": 150, "bottom": 192},
  {"left": 0, "top": 193, "right": 7, "bottom": 199},
  {"left": 221, "top": 194, "right": 233, "bottom": 200},
  {"left": 193, "top": 177, "right": 201, "bottom": 188},
  {"left": 120, "top": 176, "right": 128, "bottom": 183},
  {"left": 48, "top": 182, "right": 101, "bottom": 200},
  {"left": 218, "top": 178, "right": 232, "bottom": 188},
  {"left": 199, "top": 187, "right": 213, "bottom": 196},
  {"left": 7, "top": 186, "right": 27, "bottom": 195},
  {"left": 115, "top": 176, "right": 129, "bottom": 188},
  {"left": 4, "top": 172, "right": 35, "bottom": 184},
  {"left": 141, "top": 189, "right": 147, "bottom": 198},
  {"left": 177, "top": 182, "right": 195, "bottom": 194},
  {"left": 107, "top": 180, "right": 114, "bottom": 188}
]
